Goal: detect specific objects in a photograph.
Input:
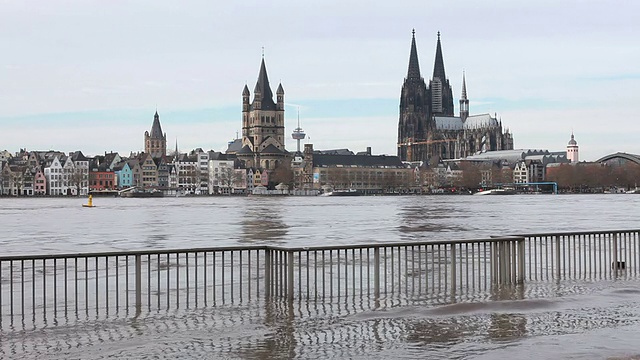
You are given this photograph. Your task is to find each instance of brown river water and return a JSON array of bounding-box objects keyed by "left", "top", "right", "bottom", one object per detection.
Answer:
[{"left": 1, "top": 194, "right": 640, "bottom": 359}]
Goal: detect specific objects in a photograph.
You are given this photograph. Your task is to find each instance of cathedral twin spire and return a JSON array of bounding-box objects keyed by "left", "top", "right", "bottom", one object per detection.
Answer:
[
  {"left": 432, "top": 31, "right": 447, "bottom": 82},
  {"left": 406, "top": 29, "right": 422, "bottom": 81},
  {"left": 404, "top": 30, "right": 455, "bottom": 117}
]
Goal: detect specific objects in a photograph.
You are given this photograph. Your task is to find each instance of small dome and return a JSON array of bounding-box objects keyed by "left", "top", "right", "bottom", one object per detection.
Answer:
[{"left": 568, "top": 133, "right": 577, "bottom": 146}]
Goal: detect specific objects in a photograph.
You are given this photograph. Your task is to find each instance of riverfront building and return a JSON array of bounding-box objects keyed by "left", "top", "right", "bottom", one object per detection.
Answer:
[
  {"left": 298, "top": 144, "right": 415, "bottom": 193},
  {"left": 397, "top": 31, "right": 514, "bottom": 163}
]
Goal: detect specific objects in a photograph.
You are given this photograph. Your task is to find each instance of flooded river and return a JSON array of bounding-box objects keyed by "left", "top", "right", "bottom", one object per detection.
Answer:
[{"left": 1, "top": 194, "right": 640, "bottom": 359}]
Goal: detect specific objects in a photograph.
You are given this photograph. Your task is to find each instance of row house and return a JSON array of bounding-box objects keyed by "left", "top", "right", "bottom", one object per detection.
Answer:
[
  {"left": 114, "top": 162, "right": 133, "bottom": 189},
  {"left": 0, "top": 164, "right": 24, "bottom": 196},
  {"left": 139, "top": 152, "right": 158, "bottom": 188},
  {"left": 89, "top": 161, "right": 115, "bottom": 191},
  {"left": 189, "top": 148, "right": 209, "bottom": 194},
  {"left": 44, "top": 156, "right": 65, "bottom": 195},
  {"left": 172, "top": 153, "right": 199, "bottom": 194},
  {"left": 127, "top": 159, "right": 142, "bottom": 188},
  {"left": 156, "top": 156, "right": 170, "bottom": 188}
]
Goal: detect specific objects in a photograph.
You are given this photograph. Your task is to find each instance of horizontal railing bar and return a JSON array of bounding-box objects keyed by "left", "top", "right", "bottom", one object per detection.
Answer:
[
  {"left": 513, "top": 229, "right": 640, "bottom": 238},
  {"left": 2, "top": 228, "right": 638, "bottom": 262},
  {"left": 0, "top": 237, "right": 526, "bottom": 262},
  {"left": 272, "top": 237, "right": 525, "bottom": 252},
  {"left": 0, "top": 245, "right": 269, "bottom": 261}
]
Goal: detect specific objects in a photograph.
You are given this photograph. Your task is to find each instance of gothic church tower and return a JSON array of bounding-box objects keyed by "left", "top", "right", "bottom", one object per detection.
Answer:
[
  {"left": 429, "top": 32, "right": 454, "bottom": 116},
  {"left": 144, "top": 111, "right": 167, "bottom": 158},
  {"left": 397, "top": 30, "right": 430, "bottom": 163},
  {"left": 238, "top": 56, "right": 287, "bottom": 170}
]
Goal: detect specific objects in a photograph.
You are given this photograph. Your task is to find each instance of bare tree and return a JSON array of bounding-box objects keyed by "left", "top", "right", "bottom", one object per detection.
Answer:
[
  {"left": 270, "top": 162, "right": 294, "bottom": 186},
  {"left": 458, "top": 162, "right": 482, "bottom": 190}
]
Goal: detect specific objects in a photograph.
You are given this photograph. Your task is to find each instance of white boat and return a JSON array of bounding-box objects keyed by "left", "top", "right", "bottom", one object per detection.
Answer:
[
  {"left": 474, "top": 188, "right": 515, "bottom": 196},
  {"left": 322, "top": 189, "right": 361, "bottom": 196}
]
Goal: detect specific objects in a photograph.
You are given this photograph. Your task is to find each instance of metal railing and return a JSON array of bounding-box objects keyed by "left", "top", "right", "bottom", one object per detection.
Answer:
[
  {"left": 2, "top": 229, "right": 638, "bottom": 324},
  {"left": 516, "top": 229, "right": 640, "bottom": 281}
]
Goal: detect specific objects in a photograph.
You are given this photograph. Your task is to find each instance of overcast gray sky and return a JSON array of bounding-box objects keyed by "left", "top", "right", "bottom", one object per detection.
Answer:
[{"left": 1, "top": 0, "right": 639, "bottom": 161}]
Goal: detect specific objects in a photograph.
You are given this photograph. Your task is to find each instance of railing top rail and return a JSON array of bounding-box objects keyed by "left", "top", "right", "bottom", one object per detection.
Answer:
[
  {"left": 266, "top": 237, "right": 524, "bottom": 252},
  {"left": 4, "top": 228, "right": 638, "bottom": 261},
  {"left": 513, "top": 229, "right": 640, "bottom": 238},
  {"left": 0, "top": 245, "right": 269, "bottom": 262},
  {"left": 0, "top": 237, "right": 526, "bottom": 261}
]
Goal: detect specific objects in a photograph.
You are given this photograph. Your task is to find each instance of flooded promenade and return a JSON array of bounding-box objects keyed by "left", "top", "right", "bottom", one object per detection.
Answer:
[{"left": 2, "top": 195, "right": 640, "bottom": 359}]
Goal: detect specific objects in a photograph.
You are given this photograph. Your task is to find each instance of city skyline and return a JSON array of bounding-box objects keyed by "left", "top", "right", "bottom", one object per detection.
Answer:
[{"left": 1, "top": 1, "right": 639, "bottom": 161}]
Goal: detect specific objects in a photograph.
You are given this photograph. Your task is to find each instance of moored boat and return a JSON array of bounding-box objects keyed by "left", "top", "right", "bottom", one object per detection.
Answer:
[
  {"left": 120, "top": 189, "right": 164, "bottom": 198},
  {"left": 474, "top": 188, "right": 515, "bottom": 196},
  {"left": 322, "top": 189, "right": 361, "bottom": 196}
]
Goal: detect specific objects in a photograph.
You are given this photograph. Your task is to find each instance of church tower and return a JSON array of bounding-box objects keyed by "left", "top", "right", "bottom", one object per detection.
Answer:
[
  {"left": 398, "top": 29, "right": 430, "bottom": 163},
  {"left": 567, "top": 132, "right": 579, "bottom": 163},
  {"left": 429, "top": 32, "right": 454, "bottom": 116},
  {"left": 238, "top": 56, "right": 287, "bottom": 170},
  {"left": 144, "top": 111, "right": 167, "bottom": 158},
  {"left": 459, "top": 72, "right": 469, "bottom": 121}
]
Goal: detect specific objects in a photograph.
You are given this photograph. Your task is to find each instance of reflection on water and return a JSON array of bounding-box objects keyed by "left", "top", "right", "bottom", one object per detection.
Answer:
[
  {"left": 397, "top": 201, "right": 469, "bottom": 240},
  {"left": 5, "top": 280, "right": 640, "bottom": 359},
  {"left": 240, "top": 199, "right": 288, "bottom": 244}
]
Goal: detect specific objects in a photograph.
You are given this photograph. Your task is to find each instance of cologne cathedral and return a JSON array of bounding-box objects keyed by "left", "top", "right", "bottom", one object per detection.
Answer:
[{"left": 397, "top": 31, "right": 514, "bottom": 163}]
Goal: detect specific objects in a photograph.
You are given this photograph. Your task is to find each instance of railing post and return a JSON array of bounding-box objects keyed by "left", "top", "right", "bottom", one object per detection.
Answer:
[
  {"left": 518, "top": 238, "right": 525, "bottom": 284},
  {"left": 490, "top": 242, "right": 497, "bottom": 285},
  {"left": 287, "top": 251, "right": 294, "bottom": 301},
  {"left": 264, "top": 248, "right": 271, "bottom": 299},
  {"left": 374, "top": 247, "right": 380, "bottom": 299},
  {"left": 612, "top": 233, "right": 618, "bottom": 277},
  {"left": 555, "top": 235, "right": 561, "bottom": 280},
  {"left": 500, "top": 241, "right": 507, "bottom": 285},
  {"left": 135, "top": 254, "right": 142, "bottom": 310},
  {"left": 450, "top": 244, "right": 457, "bottom": 296}
]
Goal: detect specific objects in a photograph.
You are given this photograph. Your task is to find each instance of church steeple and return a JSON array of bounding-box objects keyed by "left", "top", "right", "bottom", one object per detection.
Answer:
[
  {"left": 429, "top": 31, "right": 454, "bottom": 116},
  {"left": 398, "top": 29, "right": 430, "bottom": 163},
  {"left": 433, "top": 31, "right": 446, "bottom": 80},
  {"left": 252, "top": 57, "right": 276, "bottom": 110},
  {"left": 150, "top": 110, "right": 163, "bottom": 139},
  {"left": 406, "top": 29, "right": 421, "bottom": 81},
  {"left": 460, "top": 71, "right": 469, "bottom": 121}
]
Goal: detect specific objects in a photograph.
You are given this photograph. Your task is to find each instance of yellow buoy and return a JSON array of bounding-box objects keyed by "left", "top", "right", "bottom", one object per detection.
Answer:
[{"left": 82, "top": 194, "right": 96, "bottom": 208}]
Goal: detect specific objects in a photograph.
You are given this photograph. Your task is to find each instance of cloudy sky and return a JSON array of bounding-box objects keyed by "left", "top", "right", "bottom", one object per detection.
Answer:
[{"left": 1, "top": 0, "right": 638, "bottom": 161}]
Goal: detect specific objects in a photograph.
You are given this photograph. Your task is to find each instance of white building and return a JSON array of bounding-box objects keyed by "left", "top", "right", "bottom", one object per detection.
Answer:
[
  {"left": 513, "top": 161, "right": 529, "bottom": 184},
  {"left": 208, "top": 159, "right": 235, "bottom": 194},
  {"left": 44, "top": 156, "right": 64, "bottom": 195}
]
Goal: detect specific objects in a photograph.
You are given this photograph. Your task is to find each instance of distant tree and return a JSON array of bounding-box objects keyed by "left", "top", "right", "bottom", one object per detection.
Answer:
[
  {"left": 217, "top": 166, "right": 235, "bottom": 190},
  {"left": 270, "top": 162, "right": 294, "bottom": 187},
  {"left": 70, "top": 167, "right": 88, "bottom": 196},
  {"left": 458, "top": 162, "right": 482, "bottom": 189}
]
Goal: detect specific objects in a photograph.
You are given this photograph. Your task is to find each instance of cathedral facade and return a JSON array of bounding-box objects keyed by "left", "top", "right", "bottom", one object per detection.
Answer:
[
  {"left": 397, "top": 31, "right": 514, "bottom": 163},
  {"left": 237, "top": 57, "right": 288, "bottom": 170}
]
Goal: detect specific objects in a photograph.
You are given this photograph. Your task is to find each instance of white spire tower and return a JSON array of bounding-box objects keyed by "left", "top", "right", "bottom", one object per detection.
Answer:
[{"left": 567, "top": 131, "right": 579, "bottom": 163}]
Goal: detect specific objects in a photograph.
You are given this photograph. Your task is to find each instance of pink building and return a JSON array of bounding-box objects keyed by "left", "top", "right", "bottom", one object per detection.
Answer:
[{"left": 34, "top": 169, "right": 47, "bottom": 196}]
